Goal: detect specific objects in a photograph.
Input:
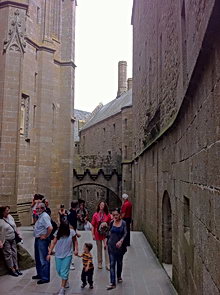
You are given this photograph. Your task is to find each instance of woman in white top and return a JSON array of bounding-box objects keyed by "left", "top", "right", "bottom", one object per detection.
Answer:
[{"left": 0, "top": 206, "right": 22, "bottom": 276}]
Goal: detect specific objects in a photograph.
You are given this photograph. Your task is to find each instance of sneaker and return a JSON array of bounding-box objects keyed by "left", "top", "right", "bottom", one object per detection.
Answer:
[
  {"left": 81, "top": 283, "right": 87, "bottom": 288},
  {"left": 70, "top": 265, "right": 75, "bottom": 270},
  {"left": 32, "top": 275, "right": 41, "bottom": 280},
  {"left": 106, "top": 265, "right": 110, "bottom": 271},
  {"left": 8, "top": 269, "right": 19, "bottom": 277},
  {"left": 58, "top": 287, "right": 65, "bottom": 295},
  {"left": 118, "top": 278, "right": 123, "bottom": 283},
  {"left": 89, "top": 285, "right": 94, "bottom": 289},
  {"left": 65, "top": 281, "right": 70, "bottom": 289},
  {"left": 106, "top": 284, "right": 116, "bottom": 290},
  {"left": 98, "top": 263, "right": 102, "bottom": 269},
  {"left": 37, "top": 280, "right": 50, "bottom": 284}
]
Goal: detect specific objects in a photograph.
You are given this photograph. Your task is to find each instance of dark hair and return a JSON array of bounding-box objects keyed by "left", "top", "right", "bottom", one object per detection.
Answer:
[
  {"left": 71, "top": 200, "right": 78, "bottom": 209},
  {"left": 0, "top": 206, "right": 7, "bottom": 219},
  {"left": 84, "top": 243, "right": 93, "bottom": 252},
  {"left": 56, "top": 223, "right": 70, "bottom": 240},
  {"left": 112, "top": 208, "right": 121, "bottom": 214},
  {"left": 60, "top": 204, "right": 65, "bottom": 209},
  {"left": 34, "top": 194, "right": 44, "bottom": 201},
  {"left": 96, "top": 201, "right": 109, "bottom": 215}
]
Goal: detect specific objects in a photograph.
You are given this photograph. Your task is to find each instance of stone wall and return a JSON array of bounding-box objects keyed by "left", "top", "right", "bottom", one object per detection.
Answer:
[
  {"left": 132, "top": 0, "right": 220, "bottom": 294},
  {"left": 0, "top": 0, "right": 76, "bottom": 224}
]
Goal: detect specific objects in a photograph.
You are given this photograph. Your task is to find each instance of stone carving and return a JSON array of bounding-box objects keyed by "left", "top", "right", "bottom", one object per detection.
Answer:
[{"left": 3, "top": 9, "right": 26, "bottom": 53}]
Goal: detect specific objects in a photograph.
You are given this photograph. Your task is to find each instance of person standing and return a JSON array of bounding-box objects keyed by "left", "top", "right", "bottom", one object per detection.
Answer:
[
  {"left": 0, "top": 206, "right": 22, "bottom": 276},
  {"left": 106, "top": 208, "right": 127, "bottom": 290},
  {"left": 57, "top": 205, "right": 69, "bottom": 226},
  {"left": 76, "top": 201, "right": 88, "bottom": 230},
  {"left": 32, "top": 203, "right": 53, "bottom": 284},
  {"left": 121, "top": 193, "right": 132, "bottom": 246},
  {"left": 91, "top": 201, "right": 111, "bottom": 270},
  {"left": 44, "top": 199, "right": 51, "bottom": 216}
]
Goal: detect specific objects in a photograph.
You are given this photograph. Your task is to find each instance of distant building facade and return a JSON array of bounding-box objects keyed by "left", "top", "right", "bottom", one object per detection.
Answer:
[
  {"left": 131, "top": 0, "right": 220, "bottom": 294},
  {"left": 73, "top": 61, "right": 133, "bottom": 215},
  {"left": 0, "top": 0, "right": 77, "bottom": 224}
]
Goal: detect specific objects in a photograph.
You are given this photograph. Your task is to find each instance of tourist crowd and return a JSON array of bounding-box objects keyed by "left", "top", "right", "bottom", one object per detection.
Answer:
[{"left": 0, "top": 193, "right": 132, "bottom": 294}]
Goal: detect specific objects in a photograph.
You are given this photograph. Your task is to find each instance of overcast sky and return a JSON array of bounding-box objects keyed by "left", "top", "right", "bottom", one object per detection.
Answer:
[{"left": 74, "top": 0, "right": 133, "bottom": 112}]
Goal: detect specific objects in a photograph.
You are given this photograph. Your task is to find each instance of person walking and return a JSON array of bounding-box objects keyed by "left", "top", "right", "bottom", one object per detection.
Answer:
[
  {"left": 47, "top": 223, "right": 79, "bottom": 295},
  {"left": 91, "top": 201, "right": 111, "bottom": 270},
  {"left": 121, "top": 193, "right": 132, "bottom": 246},
  {"left": 0, "top": 206, "right": 22, "bottom": 277},
  {"left": 67, "top": 200, "right": 79, "bottom": 270},
  {"left": 78, "top": 243, "right": 94, "bottom": 289},
  {"left": 106, "top": 208, "right": 127, "bottom": 290},
  {"left": 32, "top": 202, "right": 53, "bottom": 284}
]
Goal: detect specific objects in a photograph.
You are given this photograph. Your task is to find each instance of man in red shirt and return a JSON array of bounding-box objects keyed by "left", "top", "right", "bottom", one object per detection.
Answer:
[{"left": 121, "top": 193, "right": 132, "bottom": 246}]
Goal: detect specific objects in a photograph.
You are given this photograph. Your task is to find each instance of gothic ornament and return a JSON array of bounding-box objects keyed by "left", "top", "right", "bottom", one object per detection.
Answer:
[{"left": 3, "top": 9, "right": 26, "bottom": 53}]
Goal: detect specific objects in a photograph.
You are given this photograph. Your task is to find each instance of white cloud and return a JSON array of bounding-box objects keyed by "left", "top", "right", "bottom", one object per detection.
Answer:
[{"left": 75, "top": 0, "right": 133, "bottom": 112}]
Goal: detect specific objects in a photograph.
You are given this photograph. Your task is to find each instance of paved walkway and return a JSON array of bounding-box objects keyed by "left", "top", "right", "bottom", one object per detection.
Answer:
[{"left": 0, "top": 227, "right": 177, "bottom": 295}]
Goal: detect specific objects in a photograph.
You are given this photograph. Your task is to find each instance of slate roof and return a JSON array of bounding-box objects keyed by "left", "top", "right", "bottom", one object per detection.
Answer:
[
  {"left": 74, "top": 109, "right": 91, "bottom": 141},
  {"left": 81, "top": 89, "right": 132, "bottom": 130}
]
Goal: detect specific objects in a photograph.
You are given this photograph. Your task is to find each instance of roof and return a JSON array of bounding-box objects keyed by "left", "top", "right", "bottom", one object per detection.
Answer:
[
  {"left": 74, "top": 109, "right": 91, "bottom": 121},
  {"left": 81, "top": 89, "right": 132, "bottom": 130},
  {"left": 74, "top": 109, "right": 91, "bottom": 141}
]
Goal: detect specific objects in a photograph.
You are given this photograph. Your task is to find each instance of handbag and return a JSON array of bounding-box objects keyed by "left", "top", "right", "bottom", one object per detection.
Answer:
[{"left": 3, "top": 219, "right": 22, "bottom": 244}]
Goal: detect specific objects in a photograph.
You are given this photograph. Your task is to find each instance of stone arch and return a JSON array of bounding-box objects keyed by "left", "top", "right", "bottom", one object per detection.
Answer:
[
  {"left": 73, "top": 183, "right": 122, "bottom": 218},
  {"left": 162, "top": 191, "right": 172, "bottom": 264}
]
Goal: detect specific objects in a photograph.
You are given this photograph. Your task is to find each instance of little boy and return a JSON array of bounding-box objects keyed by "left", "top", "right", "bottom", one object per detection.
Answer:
[{"left": 78, "top": 243, "right": 94, "bottom": 289}]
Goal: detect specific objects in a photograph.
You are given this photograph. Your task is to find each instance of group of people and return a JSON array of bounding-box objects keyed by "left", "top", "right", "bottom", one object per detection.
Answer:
[{"left": 0, "top": 193, "right": 132, "bottom": 294}]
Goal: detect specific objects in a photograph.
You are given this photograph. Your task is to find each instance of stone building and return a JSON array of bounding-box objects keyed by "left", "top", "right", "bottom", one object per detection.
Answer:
[
  {"left": 0, "top": 0, "right": 77, "bottom": 224},
  {"left": 131, "top": 0, "right": 220, "bottom": 294},
  {"left": 73, "top": 61, "right": 133, "bottom": 216}
]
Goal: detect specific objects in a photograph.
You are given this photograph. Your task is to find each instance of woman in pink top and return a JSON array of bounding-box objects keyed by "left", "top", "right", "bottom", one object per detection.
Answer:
[{"left": 91, "top": 201, "right": 111, "bottom": 270}]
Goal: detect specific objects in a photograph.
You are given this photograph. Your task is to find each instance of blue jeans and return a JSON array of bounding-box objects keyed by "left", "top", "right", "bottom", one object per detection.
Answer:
[
  {"left": 109, "top": 252, "right": 123, "bottom": 285},
  {"left": 34, "top": 238, "right": 50, "bottom": 281}
]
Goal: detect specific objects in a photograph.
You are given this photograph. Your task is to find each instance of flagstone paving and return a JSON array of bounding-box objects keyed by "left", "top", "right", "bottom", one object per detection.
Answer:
[{"left": 0, "top": 227, "right": 177, "bottom": 295}]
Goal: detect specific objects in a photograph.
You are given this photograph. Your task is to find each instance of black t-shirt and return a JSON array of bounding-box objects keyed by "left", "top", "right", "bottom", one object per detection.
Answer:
[{"left": 68, "top": 208, "right": 77, "bottom": 230}]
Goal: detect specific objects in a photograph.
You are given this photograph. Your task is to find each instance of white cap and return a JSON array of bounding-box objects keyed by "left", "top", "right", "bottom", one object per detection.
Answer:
[{"left": 122, "top": 193, "right": 128, "bottom": 200}]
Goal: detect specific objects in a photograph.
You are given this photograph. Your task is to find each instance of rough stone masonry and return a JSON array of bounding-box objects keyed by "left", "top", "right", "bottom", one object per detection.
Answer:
[{"left": 0, "top": 0, "right": 76, "bottom": 224}]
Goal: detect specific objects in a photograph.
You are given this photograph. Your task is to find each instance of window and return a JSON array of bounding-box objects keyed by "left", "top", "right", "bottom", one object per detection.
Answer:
[
  {"left": 20, "top": 94, "right": 30, "bottom": 139},
  {"left": 33, "top": 105, "right": 36, "bottom": 128},
  {"left": 34, "top": 73, "right": 38, "bottom": 92},
  {"left": 183, "top": 196, "right": 190, "bottom": 233},
  {"left": 37, "top": 6, "right": 40, "bottom": 24},
  {"left": 113, "top": 123, "right": 115, "bottom": 132},
  {"left": 124, "top": 145, "right": 128, "bottom": 160}
]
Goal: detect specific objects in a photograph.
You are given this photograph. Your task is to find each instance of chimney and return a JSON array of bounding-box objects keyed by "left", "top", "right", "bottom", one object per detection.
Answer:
[
  {"left": 117, "top": 61, "right": 127, "bottom": 97},
  {"left": 127, "top": 78, "right": 132, "bottom": 90}
]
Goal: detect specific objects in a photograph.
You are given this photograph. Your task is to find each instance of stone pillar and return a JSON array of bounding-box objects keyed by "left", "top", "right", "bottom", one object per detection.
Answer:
[
  {"left": 117, "top": 61, "right": 127, "bottom": 97},
  {"left": 127, "top": 78, "right": 133, "bottom": 90}
]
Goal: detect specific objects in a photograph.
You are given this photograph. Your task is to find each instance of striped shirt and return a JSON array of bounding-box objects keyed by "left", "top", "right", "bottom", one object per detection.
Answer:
[{"left": 82, "top": 252, "right": 93, "bottom": 270}]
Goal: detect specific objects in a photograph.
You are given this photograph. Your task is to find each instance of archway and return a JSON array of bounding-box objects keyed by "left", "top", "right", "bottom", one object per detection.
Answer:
[
  {"left": 73, "top": 183, "right": 122, "bottom": 218},
  {"left": 162, "top": 191, "right": 172, "bottom": 277}
]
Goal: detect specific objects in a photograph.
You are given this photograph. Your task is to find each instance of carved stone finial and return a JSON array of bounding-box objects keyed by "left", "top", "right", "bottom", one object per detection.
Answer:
[{"left": 3, "top": 9, "right": 26, "bottom": 53}]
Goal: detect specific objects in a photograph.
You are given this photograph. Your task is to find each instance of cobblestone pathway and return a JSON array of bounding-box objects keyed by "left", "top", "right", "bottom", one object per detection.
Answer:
[{"left": 0, "top": 228, "right": 177, "bottom": 295}]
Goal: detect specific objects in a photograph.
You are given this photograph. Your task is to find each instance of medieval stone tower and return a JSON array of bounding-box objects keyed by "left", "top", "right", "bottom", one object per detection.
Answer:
[{"left": 0, "top": 0, "right": 76, "bottom": 224}]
